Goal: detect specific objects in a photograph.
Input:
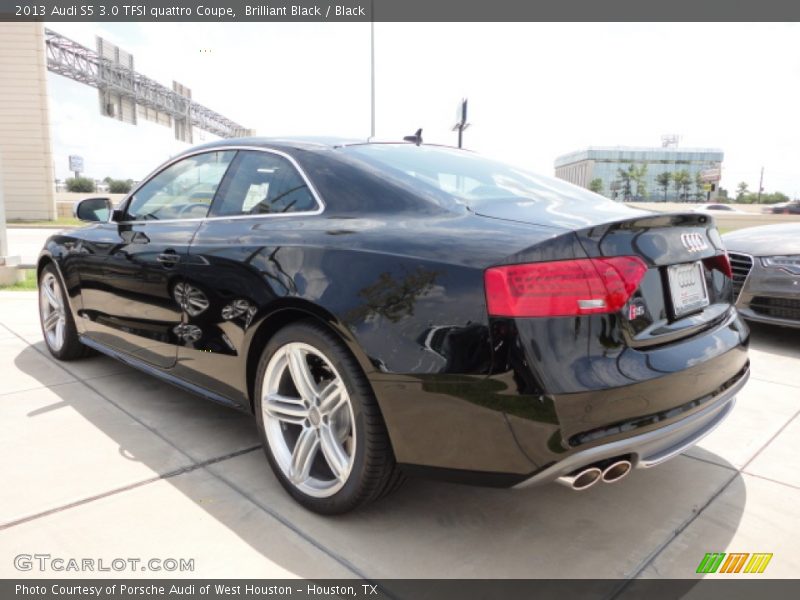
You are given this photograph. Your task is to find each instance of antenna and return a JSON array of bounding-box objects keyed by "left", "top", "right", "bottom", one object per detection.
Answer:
[{"left": 403, "top": 128, "right": 423, "bottom": 146}]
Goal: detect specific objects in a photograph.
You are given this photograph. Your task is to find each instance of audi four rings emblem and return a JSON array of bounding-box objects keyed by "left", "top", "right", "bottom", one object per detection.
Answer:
[
  {"left": 681, "top": 233, "right": 708, "bottom": 252},
  {"left": 677, "top": 267, "right": 699, "bottom": 288}
]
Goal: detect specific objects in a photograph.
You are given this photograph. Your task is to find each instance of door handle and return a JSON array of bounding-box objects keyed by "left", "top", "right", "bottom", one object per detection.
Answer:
[{"left": 156, "top": 251, "right": 180, "bottom": 267}]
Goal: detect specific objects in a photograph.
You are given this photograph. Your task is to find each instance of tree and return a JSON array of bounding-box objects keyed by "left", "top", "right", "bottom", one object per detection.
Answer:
[
  {"left": 66, "top": 177, "right": 96, "bottom": 193},
  {"left": 617, "top": 163, "right": 648, "bottom": 201},
  {"left": 656, "top": 172, "right": 672, "bottom": 201},
  {"left": 617, "top": 166, "right": 633, "bottom": 201},
  {"left": 736, "top": 182, "right": 749, "bottom": 201},
  {"left": 672, "top": 170, "right": 691, "bottom": 201},
  {"left": 694, "top": 171, "right": 706, "bottom": 202},
  {"left": 739, "top": 190, "right": 789, "bottom": 204},
  {"left": 633, "top": 163, "right": 648, "bottom": 199},
  {"left": 108, "top": 179, "right": 133, "bottom": 194},
  {"left": 588, "top": 178, "right": 604, "bottom": 194}
]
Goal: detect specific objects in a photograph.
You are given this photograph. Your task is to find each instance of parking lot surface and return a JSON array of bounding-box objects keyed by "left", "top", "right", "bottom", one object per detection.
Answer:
[{"left": 0, "top": 290, "right": 798, "bottom": 580}]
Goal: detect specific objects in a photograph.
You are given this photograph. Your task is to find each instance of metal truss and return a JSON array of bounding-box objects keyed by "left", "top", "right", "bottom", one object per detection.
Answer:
[{"left": 44, "top": 28, "right": 250, "bottom": 139}]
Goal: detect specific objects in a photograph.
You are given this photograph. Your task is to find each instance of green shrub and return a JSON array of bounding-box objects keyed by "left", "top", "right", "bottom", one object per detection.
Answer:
[
  {"left": 66, "top": 177, "right": 96, "bottom": 193},
  {"left": 108, "top": 179, "right": 133, "bottom": 194}
]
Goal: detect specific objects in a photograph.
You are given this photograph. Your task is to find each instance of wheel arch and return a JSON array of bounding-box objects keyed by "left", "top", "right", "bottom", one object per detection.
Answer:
[
  {"left": 244, "top": 300, "right": 377, "bottom": 413},
  {"left": 36, "top": 252, "right": 55, "bottom": 281}
]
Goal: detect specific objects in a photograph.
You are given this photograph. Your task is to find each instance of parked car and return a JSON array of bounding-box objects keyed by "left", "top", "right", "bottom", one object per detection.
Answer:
[
  {"left": 692, "top": 203, "right": 746, "bottom": 214},
  {"left": 38, "top": 139, "right": 750, "bottom": 513},
  {"left": 723, "top": 223, "right": 800, "bottom": 329},
  {"left": 766, "top": 200, "right": 800, "bottom": 214}
]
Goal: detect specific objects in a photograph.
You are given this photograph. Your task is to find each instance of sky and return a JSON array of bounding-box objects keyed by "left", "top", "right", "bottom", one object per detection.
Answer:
[{"left": 46, "top": 22, "right": 800, "bottom": 197}]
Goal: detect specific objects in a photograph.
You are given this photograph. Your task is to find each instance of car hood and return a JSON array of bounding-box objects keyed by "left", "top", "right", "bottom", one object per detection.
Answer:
[
  {"left": 722, "top": 223, "right": 800, "bottom": 256},
  {"left": 469, "top": 196, "right": 652, "bottom": 230}
]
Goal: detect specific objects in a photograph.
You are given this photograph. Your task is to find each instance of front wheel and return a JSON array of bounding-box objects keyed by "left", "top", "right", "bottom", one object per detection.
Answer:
[
  {"left": 254, "top": 321, "right": 403, "bottom": 514},
  {"left": 38, "top": 264, "right": 92, "bottom": 361}
]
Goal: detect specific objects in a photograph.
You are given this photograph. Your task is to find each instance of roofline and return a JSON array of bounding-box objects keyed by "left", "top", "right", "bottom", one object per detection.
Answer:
[
  {"left": 178, "top": 137, "right": 468, "bottom": 156},
  {"left": 555, "top": 145, "right": 725, "bottom": 167}
]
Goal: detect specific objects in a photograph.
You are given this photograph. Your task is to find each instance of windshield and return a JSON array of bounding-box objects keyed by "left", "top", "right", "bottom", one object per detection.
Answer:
[{"left": 341, "top": 144, "right": 613, "bottom": 208}]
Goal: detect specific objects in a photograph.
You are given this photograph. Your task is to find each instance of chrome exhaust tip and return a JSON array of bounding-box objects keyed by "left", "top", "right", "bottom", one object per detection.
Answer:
[
  {"left": 557, "top": 466, "right": 602, "bottom": 491},
  {"left": 602, "top": 460, "right": 632, "bottom": 483}
]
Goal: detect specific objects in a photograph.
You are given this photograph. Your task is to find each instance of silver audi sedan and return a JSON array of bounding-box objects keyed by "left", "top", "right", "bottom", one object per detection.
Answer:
[{"left": 723, "top": 223, "right": 800, "bottom": 329}]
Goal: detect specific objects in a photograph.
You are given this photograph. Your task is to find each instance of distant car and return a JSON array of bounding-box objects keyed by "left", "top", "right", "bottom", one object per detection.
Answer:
[
  {"left": 692, "top": 203, "right": 745, "bottom": 214},
  {"left": 723, "top": 223, "right": 800, "bottom": 329},
  {"left": 766, "top": 200, "right": 800, "bottom": 215}
]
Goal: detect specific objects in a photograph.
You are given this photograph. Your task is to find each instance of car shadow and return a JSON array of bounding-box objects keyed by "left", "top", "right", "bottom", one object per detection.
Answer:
[
  {"left": 747, "top": 321, "right": 800, "bottom": 360},
  {"left": 10, "top": 342, "right": 746, "bottom": 584}
]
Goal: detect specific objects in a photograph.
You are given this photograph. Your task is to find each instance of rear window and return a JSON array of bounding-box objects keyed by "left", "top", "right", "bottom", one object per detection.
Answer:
[{"left": 341, "top": 144, "right": 610, "bottom": 208}]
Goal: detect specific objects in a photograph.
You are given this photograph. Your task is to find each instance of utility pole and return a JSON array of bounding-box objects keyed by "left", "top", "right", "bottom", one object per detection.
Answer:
[
  {"left": 369, "top": 3, "right": 375, "bottom": 139},
  {"left": 757, "top": 166, "right": 764, "bottom": 203}
]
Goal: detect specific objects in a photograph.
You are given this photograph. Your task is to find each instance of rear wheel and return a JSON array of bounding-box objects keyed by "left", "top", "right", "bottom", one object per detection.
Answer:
[
  {"left": 254, "top": 320, "right": 403, "bottom": 514},
  {"left": 38, "top": 264, "right": 92, "bottom": 361}
]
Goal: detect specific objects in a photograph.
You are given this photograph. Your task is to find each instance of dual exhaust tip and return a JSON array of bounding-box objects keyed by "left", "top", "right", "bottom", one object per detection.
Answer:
[{"left": 557, "top": 459, "right": 632, "bottom": 491}]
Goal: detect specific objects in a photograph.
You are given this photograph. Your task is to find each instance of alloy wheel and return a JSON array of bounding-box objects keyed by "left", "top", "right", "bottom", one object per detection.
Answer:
[
  {"left": 261, "top": 342, "right": 356, "bottom": 498},
  {"left": 39, "top": 272, "right": 66, "bottom": 352}
]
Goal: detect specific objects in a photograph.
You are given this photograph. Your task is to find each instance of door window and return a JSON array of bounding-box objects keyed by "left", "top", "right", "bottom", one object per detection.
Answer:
[
  {"left": 210, "top": 151, "right": 319, "bottom": 217},
  {"left": 125, "top": 151, "right": 236, "bottom": 221}
]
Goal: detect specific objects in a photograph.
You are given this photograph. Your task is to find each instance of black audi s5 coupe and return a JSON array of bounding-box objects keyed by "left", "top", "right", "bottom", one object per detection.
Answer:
[{"left": 37, "top": 139, "right": 750, "bottom": 514}]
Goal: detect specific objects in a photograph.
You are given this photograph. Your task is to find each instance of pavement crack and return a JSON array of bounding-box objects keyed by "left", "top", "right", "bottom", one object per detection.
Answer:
[
  {"left": 608, "top": 469, "right": 739, "bottom": 598},
  {"left": 0, "top": 446, "right": 261, "bottom": 532},
  {"left": 2, "top": 324, "right": 367, "bottom": 579}
]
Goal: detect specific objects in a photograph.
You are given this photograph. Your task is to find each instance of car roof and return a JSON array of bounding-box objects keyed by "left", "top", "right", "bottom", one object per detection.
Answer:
[
  {"left": 179, "top": 137, "right": 463, "bottom": 156},
  {"left": 187, "top": 136, "right": 358, "bottom": 153}
]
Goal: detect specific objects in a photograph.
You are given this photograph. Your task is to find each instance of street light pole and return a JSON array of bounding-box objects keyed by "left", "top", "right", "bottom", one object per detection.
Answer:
[
  {"left": 369, "top": 3, "right": 375, "bottom": 139},
  {"left": 757, "top": 166, "right": 764, "bottom": 204}
]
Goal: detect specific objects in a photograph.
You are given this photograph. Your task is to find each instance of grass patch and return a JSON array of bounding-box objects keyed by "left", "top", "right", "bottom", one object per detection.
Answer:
[
  {"left": 0, "top": 269, "right": 37, "bottom": 291},
  {"left": 8, "top": 217, "right": 81, "bottom": 228}
]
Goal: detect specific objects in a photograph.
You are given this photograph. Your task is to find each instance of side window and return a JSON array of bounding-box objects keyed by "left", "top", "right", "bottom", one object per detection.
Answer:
[
  {"left": 125, "top": 151, "right": 236, "bottom": 221},
  {"left": 210, "top": 151, "right": 319, "bottom": 217}
]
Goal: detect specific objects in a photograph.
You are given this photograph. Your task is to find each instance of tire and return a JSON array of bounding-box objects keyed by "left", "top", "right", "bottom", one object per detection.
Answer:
[
  {"left": 254, "top": 320, "right": 403, "bottom": 514},
  {"left": 38, "top": 264, "right": 93, "bottom": 361}
]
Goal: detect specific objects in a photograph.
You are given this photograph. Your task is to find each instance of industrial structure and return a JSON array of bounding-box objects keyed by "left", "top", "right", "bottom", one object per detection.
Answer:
[
  {"left": 0, "top": 22, "right": 251, "bottom": 223},
  {"left": 555, "top": 145, "right": 724, "bottom": 202},
  {"left": 45, "top": 28, "right": 251, "bottom": 142}
]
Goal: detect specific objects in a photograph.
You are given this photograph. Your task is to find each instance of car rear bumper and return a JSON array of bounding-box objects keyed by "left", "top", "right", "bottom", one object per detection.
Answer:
[{"left": 513, "top": 364, "right": 748, "bottom": 488}]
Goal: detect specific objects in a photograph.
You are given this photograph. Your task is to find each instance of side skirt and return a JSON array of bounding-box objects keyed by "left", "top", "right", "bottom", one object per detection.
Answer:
[{"left": 79, "top": 336, "right": 247, "bottom": 412}]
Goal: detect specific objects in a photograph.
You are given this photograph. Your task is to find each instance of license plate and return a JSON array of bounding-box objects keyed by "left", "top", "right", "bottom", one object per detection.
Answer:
[{"left": 667, "top": 261, "right": 709, "bottom": 317}]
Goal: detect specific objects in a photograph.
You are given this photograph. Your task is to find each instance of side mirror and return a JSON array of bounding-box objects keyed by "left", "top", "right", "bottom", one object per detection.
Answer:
[{"left": 74, "top": 197, "right": 112, "bottom": 222}]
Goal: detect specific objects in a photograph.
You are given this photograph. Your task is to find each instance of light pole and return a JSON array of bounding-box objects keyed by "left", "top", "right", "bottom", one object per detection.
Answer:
[
  {"left": 369, "top": 3, "right": 375, "bottom": 139},
  {"left": 452, "top": 98, "right": 470, "bottom": 148}
]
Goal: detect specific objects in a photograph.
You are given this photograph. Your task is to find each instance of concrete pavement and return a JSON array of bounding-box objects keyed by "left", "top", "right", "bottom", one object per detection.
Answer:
[
  {"left": 5, "top": 228, "right": 58, "bottom": 267},
  {"left": 0, "top": 290, "right": 798, "bottom": 581}
]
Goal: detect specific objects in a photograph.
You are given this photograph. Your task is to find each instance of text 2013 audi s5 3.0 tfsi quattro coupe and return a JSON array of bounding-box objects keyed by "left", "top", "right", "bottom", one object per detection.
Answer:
[{"left": 37, "top": 139, "right": 750, "bottom": 514}]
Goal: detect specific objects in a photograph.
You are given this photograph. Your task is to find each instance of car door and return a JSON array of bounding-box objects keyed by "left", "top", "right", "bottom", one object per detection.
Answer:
[
  {"left": 171, "top": 149, "right": 324, "bottom": 406},
  {"left": 79, "top": 150, "right": 236, "bottom": 369}
]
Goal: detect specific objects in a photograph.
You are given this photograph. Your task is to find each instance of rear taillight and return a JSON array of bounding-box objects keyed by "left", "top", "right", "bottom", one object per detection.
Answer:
[
  {"left": 484, "top": 256, "right": 648, "bottom": 318},
  {"left": 703, "top": 253, "right": 733, "bottom": 278}
]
